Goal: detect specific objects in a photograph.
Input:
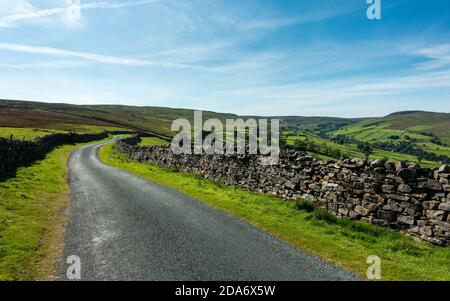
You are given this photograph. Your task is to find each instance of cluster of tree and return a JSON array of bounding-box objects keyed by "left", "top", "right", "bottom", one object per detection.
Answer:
[
  {"left": 314, "top": 123, "right": 346, "bottom": 135},
  {"left": 331, "top": 134, "right": 360, "bottom": 145},
  {"left": 421, "top": 132, "right": 435, "bottom": 137},
  {"left": 330, "top": 135, "right": 372, "bottom": 159},
  {"left": 421, "top": 132, "right": 448, "bottom": 146},
  {"left": 286, "top": 123, "right": 349, "bottom": 139},
  {"left": 283, "top": 132, "right": 298, "bottom": 138},
  {"left": 388, "top": 135, "right": 400, "bottom": 140},
  {"left": 430, "top": 136, "right": 447, "bottom": 146},
  {"left": 357, "top": 141, "right": 372, "bottom": 159},
  {"left": 374, "top": 141, "right": 450, "bottom": 164},
  {"left": 282, "top": 139, "right": 344, "bottom": 161}
]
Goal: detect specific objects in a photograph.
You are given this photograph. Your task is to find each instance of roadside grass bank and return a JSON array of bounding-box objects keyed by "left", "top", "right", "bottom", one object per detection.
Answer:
[
  {"left": 0, "top": 138, "right": 109, "bottom": 280},
  {"left": 99, "top": 142, "right": 450, "bottom": 281}
]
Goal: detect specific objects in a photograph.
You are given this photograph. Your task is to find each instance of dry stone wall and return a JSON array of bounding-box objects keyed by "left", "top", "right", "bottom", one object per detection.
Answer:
[
  {"left": 116, "top": 137, "right": 450, "bottom": 246},
  {"left": 0, "top": 131, "right": 112, "bottom": 181}
]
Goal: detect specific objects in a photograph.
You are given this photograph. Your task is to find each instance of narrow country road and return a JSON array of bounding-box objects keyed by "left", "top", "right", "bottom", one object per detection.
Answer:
[{"left": 60, "top": 139, "right": 358, "bottom": 281}]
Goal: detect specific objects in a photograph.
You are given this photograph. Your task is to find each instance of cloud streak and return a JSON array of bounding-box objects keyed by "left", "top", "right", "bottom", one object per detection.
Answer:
[
  {"left": 0, "top": 42, "right": 212, "bottom": 71},
  {"left": 0, "top": 0, "right": 160, "bottom": 27},
  {"left": 241, "top": 9, "right": 352, "bottom": 30},
  {"left": 0, "top": 60, "right": 88, "bottom": 69},
  {"left": 409, "top": 44, "right": 450, "bottom": 71}
]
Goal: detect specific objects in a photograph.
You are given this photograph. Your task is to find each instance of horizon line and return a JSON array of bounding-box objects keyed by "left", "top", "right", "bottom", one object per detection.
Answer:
[{"left": 0, "top": 97, "right": 448, "bottom": 120}]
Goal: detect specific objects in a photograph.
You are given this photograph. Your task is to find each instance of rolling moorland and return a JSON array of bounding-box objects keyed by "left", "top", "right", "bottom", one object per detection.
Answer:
[
  {"left": 1, "top": 99, "right": 450, "bottom": 167},
  {"left": 281, "top": 111, "right": 450, "bottom": 167},
  {"left": 0, "top": 99, "right": 450, "bottom": 280},
  {"left": 0, "top": 99, "right": 234, "bottom": 139}
]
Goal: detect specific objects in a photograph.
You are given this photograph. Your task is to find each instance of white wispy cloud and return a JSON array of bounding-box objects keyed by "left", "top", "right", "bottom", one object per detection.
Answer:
[
  {"left": 241, "top": 9, "right": 350, "bottom": 30},
  {"left": 0, "top": 60, "right": 88, "bottom": 69},
  {"left": 0, "top": 0, "right": 160, "bottom": 27},
  {"left": 216, "top": 1, "right": 359, "bottom": 31},
  {"left": 408, "top": 44, "right": 450, "bottom": 71},
  {"left": 0, "top": 0, "right": 35, "bottom": 17},
  {"left": 0, "top": 42, "right": 156, "bottom": 65},
  {"left": 156, "top": 41, "right": 233, "bottom": 63},
  {"left": 0, "top": 42, "right": 212, "bottom": 71},
  {"left": 220, "top": 68, "right": 450, "bottom": 109}
]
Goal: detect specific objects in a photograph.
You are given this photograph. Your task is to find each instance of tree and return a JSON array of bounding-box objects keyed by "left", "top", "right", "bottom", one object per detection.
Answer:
[
  {"left": 417, "top": 154, "right": 424, "bottom": 163},
  {"left": 331, "top": 149, "right": 342, "bottom": 159},
  {"left": 279, "top": 138, "right": 288, "bottom": 149},
  {"left": 357, "top": 142, "right": 372, "bottom": 159},
  {"left": 293, "top": 140, "right": 307, "bottom": 151}
]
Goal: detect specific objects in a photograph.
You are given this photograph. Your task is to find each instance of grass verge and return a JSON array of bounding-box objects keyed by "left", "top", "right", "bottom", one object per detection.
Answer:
[
  {"left": 99, "top": 143, "right": 450, "bottom": 281},
  {"left": 0, "top": 138, "right": 108, "bottom": 280}
]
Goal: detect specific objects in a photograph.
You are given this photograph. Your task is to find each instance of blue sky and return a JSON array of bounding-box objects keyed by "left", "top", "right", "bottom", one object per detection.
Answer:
[{"left": 1, "top": 0, "right": 450, "bottom": 117}]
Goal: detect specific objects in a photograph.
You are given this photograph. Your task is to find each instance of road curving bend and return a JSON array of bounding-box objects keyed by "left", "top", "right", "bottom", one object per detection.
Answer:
[{"left": 61, "top": 139, "right": 359, "bottom": 281}]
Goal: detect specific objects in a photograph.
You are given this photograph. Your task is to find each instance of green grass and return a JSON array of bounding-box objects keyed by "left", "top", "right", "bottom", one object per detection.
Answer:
[
  {"left": 334, "top": 111, "right": 450, "bottom": 147},
  {"left": 139, "top": 136, "right": 170, "bottom": 147},
  {"left": 49, "top": 124, "right": 127, "bottom": 134},
  {"left": 415, "top": 142, "right": 450, "bottom": 156},
  {"left": 0, "top": 125, "right": 128, "bottom": 141},
  {"left": 282, "top": 130, "right": 439, "bottom": 167},
  {"left": 0, "top": 127, "right": 69, "bottom": 141},
  {"left": 294, "top": 199, "right": 316, "bottom": 212},
  {"left": 0, "top": 138, "right": 109, "bottom": 280},
  {"left": 99, "top": 143, "right": 450, "bottom": 281},
  {"left": 330, "top": 112, "right": 450, "bottom": 161},
  {"left": 334, "top": 124, "right": 429, "bottom": 143}
]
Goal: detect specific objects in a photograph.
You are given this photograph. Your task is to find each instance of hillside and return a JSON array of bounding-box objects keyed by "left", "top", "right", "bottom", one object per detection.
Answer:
[
  {"left": 334, "top": 111, "right": 450, "bottom": 145},
  {"left": 0, "top": 99, "right": 360, "bottom": 138},
  {"left": 282, "top": 129, "right": 441, "bottom": 167},
  {"left": 277, "top": 116, "right": 359, "bottom": 132},
  {"left": 282, "top": 111, "right": 450, "bottom": 166},
  {"left": 0, "top": 99, "right": 237, "bottom": 138},
  {"left": 1, "top": 99, "right": 449, "bottom": 165}
]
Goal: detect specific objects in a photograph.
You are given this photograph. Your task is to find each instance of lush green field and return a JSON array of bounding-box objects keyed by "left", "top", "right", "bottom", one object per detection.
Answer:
[
  {"left": 139, "top": 136, "right": 170, "bottom": 147},
  {"left": 47, "top": 124, "right": 127, "bottom": 134},
  {"left": 99, "top": 143, "right": 450, "bottom": 280},
  {"left": 0, "top": 138, "right": 109, "bottom": 280},
  {"left": 416, "top": 142, "right": 450, "bottom": 156},
  {"left": 282, "top": 130, "right": 439, "bottom": 167},
  {"left": 282, "top": 111, "right": 450, "bottom": 166},
  {"left": 0, "top": 125, "right": 127, "bottom": 141},
  {"left": 333, "top": 123, "right": 429, "bottom": 143},
  {"left": 0, "top": 127, "right": 68, "bottom": 141},
  {"left": 334, "top": 111, "right": 450, "bottom": 147}
]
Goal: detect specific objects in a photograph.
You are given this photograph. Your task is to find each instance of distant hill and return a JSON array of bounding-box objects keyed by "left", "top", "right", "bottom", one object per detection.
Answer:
[
  {"left": 1, "top": 99, "right": 449, "bottom": 147},
  {"left": 276, "top": 115, "right": 361, "bottom": 132},
  {"left": 0, "top": 99, "right": 237, "bottom": 138},
  {"left": 0, "top": 99, "right": 363, "bottom": 137},
  {"left": 334, "top": 111, "right": 450, "bottom": 145},
  {"left": 386, "top": 110, "right": 434, "bottom": 116}
]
